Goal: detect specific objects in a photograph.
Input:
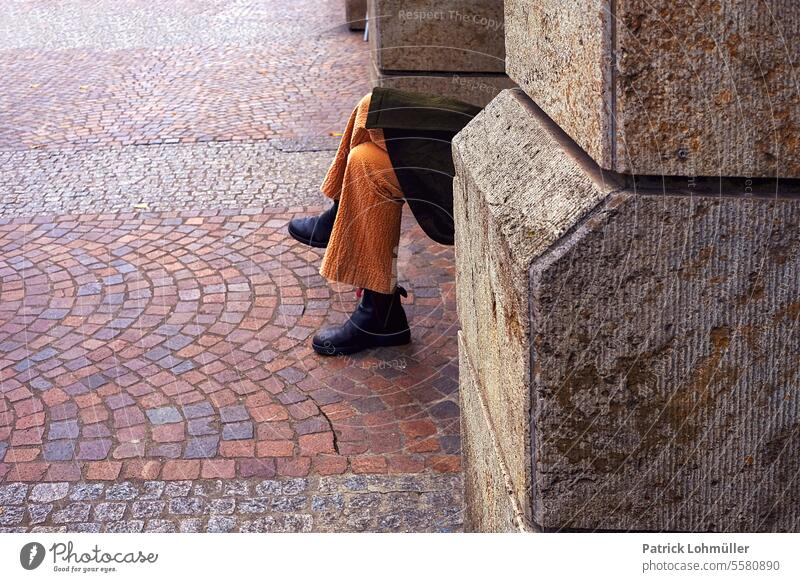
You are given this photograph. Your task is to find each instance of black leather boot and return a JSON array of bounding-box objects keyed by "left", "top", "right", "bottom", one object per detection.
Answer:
[
  {"left": 288, "top": 201, "right": 339, "bottom": 248},
  {"left": 312, "top": 287, "right": 411, "bottom": 356}
]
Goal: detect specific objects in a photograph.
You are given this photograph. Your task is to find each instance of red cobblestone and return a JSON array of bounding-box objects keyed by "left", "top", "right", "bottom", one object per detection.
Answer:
[
  {"left": 313, "top": 455, "right": 349, "bottom": 475},
  {"left": 121, "top": 460, "right": 162, "bottom": 480},
  {"left": 351, "top": 457, "right": 389, "bottom": 475},
  {"left": 299, "top": 432, "right": 336, "bottom": 456},
  {"left": 7, "top": 462, "right": 49, "bottom": 481},
  {"left": 162, "top": 460, "right": 200, "bottom": 480},
  {"left": 276, "top": 457, "right": 312, "bottom": 477},
  {"left": 86, "top": 461, "right": 122, "bottom": 480},
  {"left": 237, "top": 458, "right": 276, "bottom": 479},
  {"left": 44, "top": 463, "right": 82, "bottom": 482},
  {"left": 256, "top": 440, "right": 294, "bottom": 458},
  {"left": 427, "top": 456, "right": 462, "bottom": 474},
  {"left": 201, "top": 459, "right": 236, "bottom": 479},
  {"left": 387, "top": 455, "right": 426, "bottom": 474},
  {"left": 0, "top": 208, "right": 460, "bottom": 483}
]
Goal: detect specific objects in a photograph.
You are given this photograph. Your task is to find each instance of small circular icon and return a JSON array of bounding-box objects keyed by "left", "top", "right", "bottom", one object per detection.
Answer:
[{"left": 20, "top": 542, "right": 46, "bottom": 570}]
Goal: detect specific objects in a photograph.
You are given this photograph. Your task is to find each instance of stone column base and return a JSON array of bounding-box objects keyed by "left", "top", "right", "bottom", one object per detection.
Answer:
[
  {"left": 346, "top": 0, "right": 367, "bottom": 30},
  {"left": 454, "top": 88, "right": 800, "bottom": 532}
]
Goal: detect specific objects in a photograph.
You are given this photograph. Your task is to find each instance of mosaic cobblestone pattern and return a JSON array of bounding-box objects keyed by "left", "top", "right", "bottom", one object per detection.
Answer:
[
  {"left": 0, "top": 475, "right": 463, "bottom": 533},
  {"left": 0, "top": 209, "right": 460, "bottom": 484},
  {"left": 0, "top": 0, "right": 372, "bottom": 151}
]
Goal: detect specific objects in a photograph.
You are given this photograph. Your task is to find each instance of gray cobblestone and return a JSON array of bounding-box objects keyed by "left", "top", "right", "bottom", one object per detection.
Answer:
[
  {"left": 378, "top": 514, "right": 403, "bottom": 531},
  {"left": 106, "top": 482, "right": 139, "bottom": 501},
  {"left": 271, "top": 496, "right": 308, "bottom": 513},
  {"left": 254, "top": 480, "right": 281, "bottom": 496},
  {"left": 0, "top": 143, "right": 330, "bottom": 219},
  {"left": 27, "top": 504, "right": 53, "bottom": 525},
  {"left": 364, "top": 475, "right": 423, "bottom": 492},
  {"left": 70, "top": 483, "right": 105, "bottom": 501},
  {"left": 168, "top": 497, "right": 206, "bottom": 515},
  {"left": 105, "top": 520, "right": 144, "bottom": 533},
  {"left": 178, "top": 518, "right": 203, "bottom": 533},
  {"left": 312, "top": 494, "right": 345, "bottom": 512},
  {"left": 69, "top": 523, "right": 102, "bottom": 533},
  {"left": 239, "top": 516, "right": 278, "bottom": 533},
  {"left": 281, "top": 478, "right": 308, "bottom": 496},
  {"left": 145, "top": 520, "right": 177, "bottom": 533},
  {"left": 140, "top": 481, "right": 165, "bottom": 500},
  {"left": 52, "top": 503, "right": 91, "bottom": 524},
  {"left": 1, "top": 474, "right": 463, "bottom": 532},
  {"left": 209, "top": 499, "right": 235, "bottom": 515},
  {"left": 347, "top": 493, "right": 382, "bottom": 510},
  {"left": 0, "top": 483, "right": 28, "bottom": 505},
  {"left": 164, "top": 481, "right": 192, "bottom": 497},
  {"left": 343, "top": 475, "right": 368, "bottom": 492},
  {"left": 208, "top": 516, "right": 237, "bottom": 533},
  {"left": 0, "top": 506, "right": 25, "bottom": 525},
  {"left": 132, "top": 500, "right": 166, "bottom": 519},
  {"left": 238, "top": 497, "right": 270, "bottom": 514},
  {"left": 30, "top": 482, "right": 69, "bottom": 503},
  {"left": 193, "top": 481, "right": 224, "bottom": 498},
  {"left": 282, "top": 514, "right": 314, "bottom": 533},
  {"left": 94, "top": 502, "right": 127, "bottom": 522}
]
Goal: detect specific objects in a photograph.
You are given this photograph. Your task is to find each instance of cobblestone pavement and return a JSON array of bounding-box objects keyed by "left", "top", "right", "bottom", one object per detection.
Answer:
[
  {"left": 0, "top": 1, "right": 464, "bottom": 532},
  {"left": 0, "top": 0, "right": 372, "bottom": 150},
  {"left": 0, "top": 475, "right": 462, "bottom": 533},
  {"left": 0, "top": 208, "right": 462, "bottom": 531},
  {"left": 0, "top": 140, "right": 339, "bottom": 218}
]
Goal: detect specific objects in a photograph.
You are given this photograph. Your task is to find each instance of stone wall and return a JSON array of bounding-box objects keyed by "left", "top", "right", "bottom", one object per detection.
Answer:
[
  {"left": 455, "top": 83, "right": 800, "bottom": 530},
  {"left": 346, "top": 0, "right": 367, "bottom": 30},
  {"left": 505, "top": 0, "right": 800, "bottom": 178},
  {"left": 368, "top": 0, "right": 512, "bottom": 106}
]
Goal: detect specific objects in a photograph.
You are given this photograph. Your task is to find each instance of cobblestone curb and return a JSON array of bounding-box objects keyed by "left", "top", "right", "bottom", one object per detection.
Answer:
[
  {"left": 0, "top": 141, "right": 338, "bottom": 219},
  {"left": 0, "top": 474, "right": 463, "bottom": 533}
]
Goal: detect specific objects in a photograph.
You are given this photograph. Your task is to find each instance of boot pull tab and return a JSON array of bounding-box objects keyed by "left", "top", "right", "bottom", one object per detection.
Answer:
[
  {"left": 356, "top": 288, "right": 363, "bottom": 299},
  {"left": 396, "top": 286, "right": 408, "bottom": 298}
]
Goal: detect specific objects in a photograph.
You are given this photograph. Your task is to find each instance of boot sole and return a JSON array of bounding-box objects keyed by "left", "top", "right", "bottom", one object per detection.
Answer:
[
  {"left": 287, "top": 224, "right": 329, "bottom": 249},
  {"left": 312, "top": 332, "right": 411, "bottom": 357}
]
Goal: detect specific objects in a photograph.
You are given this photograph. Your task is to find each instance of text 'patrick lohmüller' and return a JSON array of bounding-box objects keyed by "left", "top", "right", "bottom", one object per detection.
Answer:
[{"left": 643, "top": 543, "right": 750, "bottom": 555}]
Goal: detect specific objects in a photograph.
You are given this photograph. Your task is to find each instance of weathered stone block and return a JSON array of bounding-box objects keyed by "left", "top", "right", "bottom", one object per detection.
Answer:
[
  {"left": 370, "top": 60, "right": 515, "bottom": 107},
  {"left": 505, "top": 0, "right": 800, "bottom": 178},
  {"left": 368, "top": 0, "right": 506, "bottom": 73},
  {"left": 458, "top": 332, "right": 529, "bottom": 532},
  {"left": 454, "top": 88, "right": 800, "bottom": 532},
  {"left": 346, "top": 0, "right": 367, "bottom": 31},
  {"left": 454, "top": 89, "right": 620, "bottom": 530}
]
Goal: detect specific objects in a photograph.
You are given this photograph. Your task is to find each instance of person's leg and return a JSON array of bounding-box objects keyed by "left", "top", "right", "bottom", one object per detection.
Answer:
[
  {"left": 289, "top": 93, "right": 380, "bottom": 247},
  {"left": 319, "top": 141, "right": 403, "bottom": 294},
  {"left": 320, "top": 93, "right": 372, "bottom": 201},
  {"left": 312, "top": 142, "right": 410, "bottom": 356}
]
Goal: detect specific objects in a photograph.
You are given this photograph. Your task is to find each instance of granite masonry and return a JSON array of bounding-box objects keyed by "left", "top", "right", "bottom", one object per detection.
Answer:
[
  {"left": 367, "top": 0, "right": 514, "bottom": 106},
  {"left": 454, "top": 1, "right": 800, "bottom": 532},
  {"left": 505, "top": 0, "right": 800, "bottom": 178}
]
